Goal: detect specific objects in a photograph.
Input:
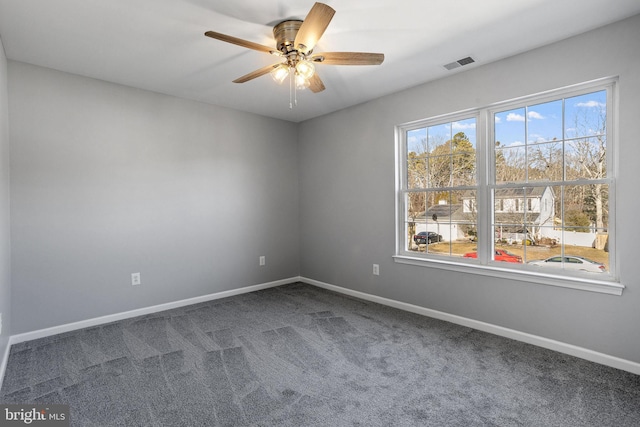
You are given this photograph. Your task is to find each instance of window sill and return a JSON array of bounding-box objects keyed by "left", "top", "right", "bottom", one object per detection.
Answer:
[{"left": 393, "top": 254, "right": 624, "bottom": 296}]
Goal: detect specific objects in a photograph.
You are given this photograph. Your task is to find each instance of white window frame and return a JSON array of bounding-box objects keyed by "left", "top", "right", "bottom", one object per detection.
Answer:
[
  {"left": 396, "top": 110, "right": 480, "bottom": 257},
  {"left": 394, "top": 78, "right": 623, "bottom": 296}
]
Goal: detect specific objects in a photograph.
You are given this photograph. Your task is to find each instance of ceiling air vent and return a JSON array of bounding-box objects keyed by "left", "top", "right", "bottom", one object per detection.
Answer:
[{"left": 443, "top": 56, "right": 475, "bottom": 71}]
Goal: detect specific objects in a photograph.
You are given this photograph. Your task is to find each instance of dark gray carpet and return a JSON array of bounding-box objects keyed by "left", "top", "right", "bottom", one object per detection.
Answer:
[{"left": 1, "top": 282, "right": 638, "bottom": 426}]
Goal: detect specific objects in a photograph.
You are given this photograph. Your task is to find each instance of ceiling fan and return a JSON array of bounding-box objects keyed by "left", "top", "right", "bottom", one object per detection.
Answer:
[{"left": 204, "top": 2, "right": 384, "bottom": 96}]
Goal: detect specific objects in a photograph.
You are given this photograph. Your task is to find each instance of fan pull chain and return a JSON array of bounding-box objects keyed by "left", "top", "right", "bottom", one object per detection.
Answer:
[{"left": 289, "top": 68, "right": 294, "bottom": 109}]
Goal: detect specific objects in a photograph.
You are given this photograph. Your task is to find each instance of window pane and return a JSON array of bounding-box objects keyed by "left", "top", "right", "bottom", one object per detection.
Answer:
[
  {"left": 564, "top": 90, "right": 606, "bottom": 139},
  {"left": 492, "top": 185, "right": 552, "bottom": 254},
  {"left": 421, "top": 190, "right": 478, "bottom": 257},
  {"left": 523, "top": 187, "right": 554, "bottom": 227},
  {"left": 564, "top": 184, "right": 609, "bottom": 230},
  {"left": 407, "top": 128, "right": 428, "bottom": 155},
  {"left": 407, "top": 158, "right": 427, "bottom": 189},
  {"left": 496, "top": 146, "right": 526, "bottom": 183},
  {"left": 460, "top": 190, "right": 477, "bottom": 216},
  {"left": 493, "top": 188, "right": 524, "bottom": 239},
  {"left": 565, "top": 137, "right": 606, "bottom": 180},
  {"left": 528, "top": 100, "right": 563, "bottom": 143},
  {"left": 451, "top": 126, "right": 476, "bottom": 186},
  {"left": 426, "top": 192, "right": 452, "bottom": 255},
  {"left": 418, "top": 192, "right": 444, "bottom": 254},
  {"left": 453, "top": 118, "right": 477, "bottom": 150},
  {"left": 406, "top": 192, "right": 426, "bottom": 252},
  {"left": 406, "top": 192, "right": 426, "bottom": 222},
  {"left": 525, "top": 183, "right": 609, "bottom": 273},
  {"left": 428, "top": 155, "right": 451, "bottom": 188},
  {"left": 527, "top": 141, "right": 563, "bottom": 182},
  {"left": 407, "top": 128, "right": 428, "bottom": 189},
  {"left": 452, "top": 153, "right": 476, "bottom": 186},
  {"left": 457, "top": 190, "right": 478, "bottom": 256},
  {"left": 428, "top": 123, "right": 451, "bottom": 154},
  {"left": 495, "top": 108, "right": 525, "bottom": 148}
]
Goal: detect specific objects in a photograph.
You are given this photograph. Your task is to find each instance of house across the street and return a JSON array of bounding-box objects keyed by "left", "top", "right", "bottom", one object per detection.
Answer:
[{"left": 413, "top": 186, "right": 599, "bottom": 246}]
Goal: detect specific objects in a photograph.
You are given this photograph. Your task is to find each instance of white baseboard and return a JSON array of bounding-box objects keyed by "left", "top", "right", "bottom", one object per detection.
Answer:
[
  {"left": 302, "top": 277, "right": 640, "bottom": 376},
  {"left": 8, "top": 277, "right": 300, "bottom": 346}
]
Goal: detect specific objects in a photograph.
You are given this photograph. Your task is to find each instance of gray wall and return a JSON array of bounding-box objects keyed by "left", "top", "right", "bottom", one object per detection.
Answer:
[
  {"left": 299, "top": 14, "right": 640, "bottom": 363},
  {"left": 0, "top": 38, "right": 11, "bottom": 358},
  {"left": 9, "top": 62, "right": 299, "bottom": 333}
]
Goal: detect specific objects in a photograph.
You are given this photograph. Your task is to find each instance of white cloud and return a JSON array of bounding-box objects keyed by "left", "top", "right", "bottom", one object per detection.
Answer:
[
  {"left": 576, "top": 100, "right": 604, "bottom": 108},
  {"left": 506, "top": 113, "right": 525, "bottom": 122},
  {"left": 529, "top": 134, "right": 558, "bottom": 143},
  {"left": 452, "top": 121, "right": 476, "bottom": 130},
  {"left": 494, "top": 116, "right": 502, "bottom": 124},
  {"left": 528, "top": 111, "right": 544, "bottom": 120},
  {"left": 505, "top": 141, "right": 525, "bottom": 147}
]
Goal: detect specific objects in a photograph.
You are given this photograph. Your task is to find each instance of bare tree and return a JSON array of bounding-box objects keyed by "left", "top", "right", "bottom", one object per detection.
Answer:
[
  {"left": 495, "top": 142, "right": 526, "bottom": 183},
  {"left": 565, "top": 102, "right": 607, "bottom": 230},
  {"left": 528, "top": 139, "right": 563, "bottom": 182}
]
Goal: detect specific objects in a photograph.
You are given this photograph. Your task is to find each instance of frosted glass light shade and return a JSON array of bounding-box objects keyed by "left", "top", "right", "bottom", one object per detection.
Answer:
[
  {"left": 295, "top": 60, "right": 315, "bottom": 80},
  {"left": 271, "top": 65, "right": 289, "bottom": 84},
  {"left": 295, "top": 73, "right": 310, "bottom": 90}
]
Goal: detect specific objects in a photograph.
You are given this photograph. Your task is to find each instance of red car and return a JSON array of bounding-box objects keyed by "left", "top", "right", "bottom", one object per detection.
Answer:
[{"left": 463, "top": 249, "right": 523, "bottom": 263}]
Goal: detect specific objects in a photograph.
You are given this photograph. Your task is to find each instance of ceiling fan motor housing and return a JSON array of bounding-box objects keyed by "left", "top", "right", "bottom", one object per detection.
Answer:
[{"left": 273, "top": 20, "right": 305, "bottom": 55}]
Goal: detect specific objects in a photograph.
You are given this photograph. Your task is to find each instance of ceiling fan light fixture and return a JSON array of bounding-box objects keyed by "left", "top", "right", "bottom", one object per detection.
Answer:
[
  {"left": 295, "top": 59, "right": 315, "bottom": 80},
  {"left": 271, "top": 64, "right": 289, "bottom": 84},
  {"left": 295, "top": 73, "right": 311, "bottom": 90}
]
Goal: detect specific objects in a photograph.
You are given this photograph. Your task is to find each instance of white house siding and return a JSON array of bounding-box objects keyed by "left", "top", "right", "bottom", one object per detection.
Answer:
[
  {"left": 414, "top": 222, "right": 460, "bottom": 242},
  {"left": 547, "top": 229, "right": 598, "bottom": 247}
]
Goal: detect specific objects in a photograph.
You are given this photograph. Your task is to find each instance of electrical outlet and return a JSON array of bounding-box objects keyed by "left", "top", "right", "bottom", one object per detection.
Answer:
[
  {"left": 259, "top": 256, "right": 266, "bottom": 266},
  {"left": 373, "top": 264, "right": 380, "bottom": 275},
  {"left": 131, "top": 272, "right": 141, "bottom": 286}
]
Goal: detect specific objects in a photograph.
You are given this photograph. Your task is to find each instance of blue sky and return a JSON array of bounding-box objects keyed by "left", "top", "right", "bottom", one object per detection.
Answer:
[
  {"left": 495, "top": 90, "right": 606, "bottom": 147},
  {"left": 407, "top": 118, "right": 476, "bottom": 155},
  {"left": 406, "top": 90, "right": 606, "bottom": 153}
]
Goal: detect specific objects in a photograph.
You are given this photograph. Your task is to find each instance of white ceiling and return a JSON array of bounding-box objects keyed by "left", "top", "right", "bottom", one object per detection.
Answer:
[{"left": 1, "top": 0, "right": 639, "bottom": 123}]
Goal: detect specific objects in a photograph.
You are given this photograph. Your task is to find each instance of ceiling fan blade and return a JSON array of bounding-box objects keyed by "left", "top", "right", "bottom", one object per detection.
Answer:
[
  {"left": 309, "top": 74, "right": 325, "bottom": 93},
  {"left": 205, "top": 31, "right": 278, "bottom": 55},
  {"left": 310, "top": 52, "right": 385, "bottom": 65},
  {"left": 294, "top": 2, "right": 335, "bottom": 54},
  {"left": 233, "top": 64, "right": 280, "bottom": 83}
]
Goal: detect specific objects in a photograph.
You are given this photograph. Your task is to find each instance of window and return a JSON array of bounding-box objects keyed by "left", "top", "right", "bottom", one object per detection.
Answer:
[
  {"left": 396, "top": 79, "right": 620, "bottom": 294},
  {"left": 402, "top": 116, "right": 477, "bottom": 257}
]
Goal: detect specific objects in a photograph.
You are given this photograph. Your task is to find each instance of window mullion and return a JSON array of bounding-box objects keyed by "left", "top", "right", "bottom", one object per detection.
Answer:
[{"left": 476, "top": 109, "right": 491, "bottom": 263}]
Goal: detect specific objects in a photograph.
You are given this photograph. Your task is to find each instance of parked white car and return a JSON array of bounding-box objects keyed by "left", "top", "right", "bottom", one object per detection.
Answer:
[{"left": 528, "top": 256, "right": 605, "bottom": 273}]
